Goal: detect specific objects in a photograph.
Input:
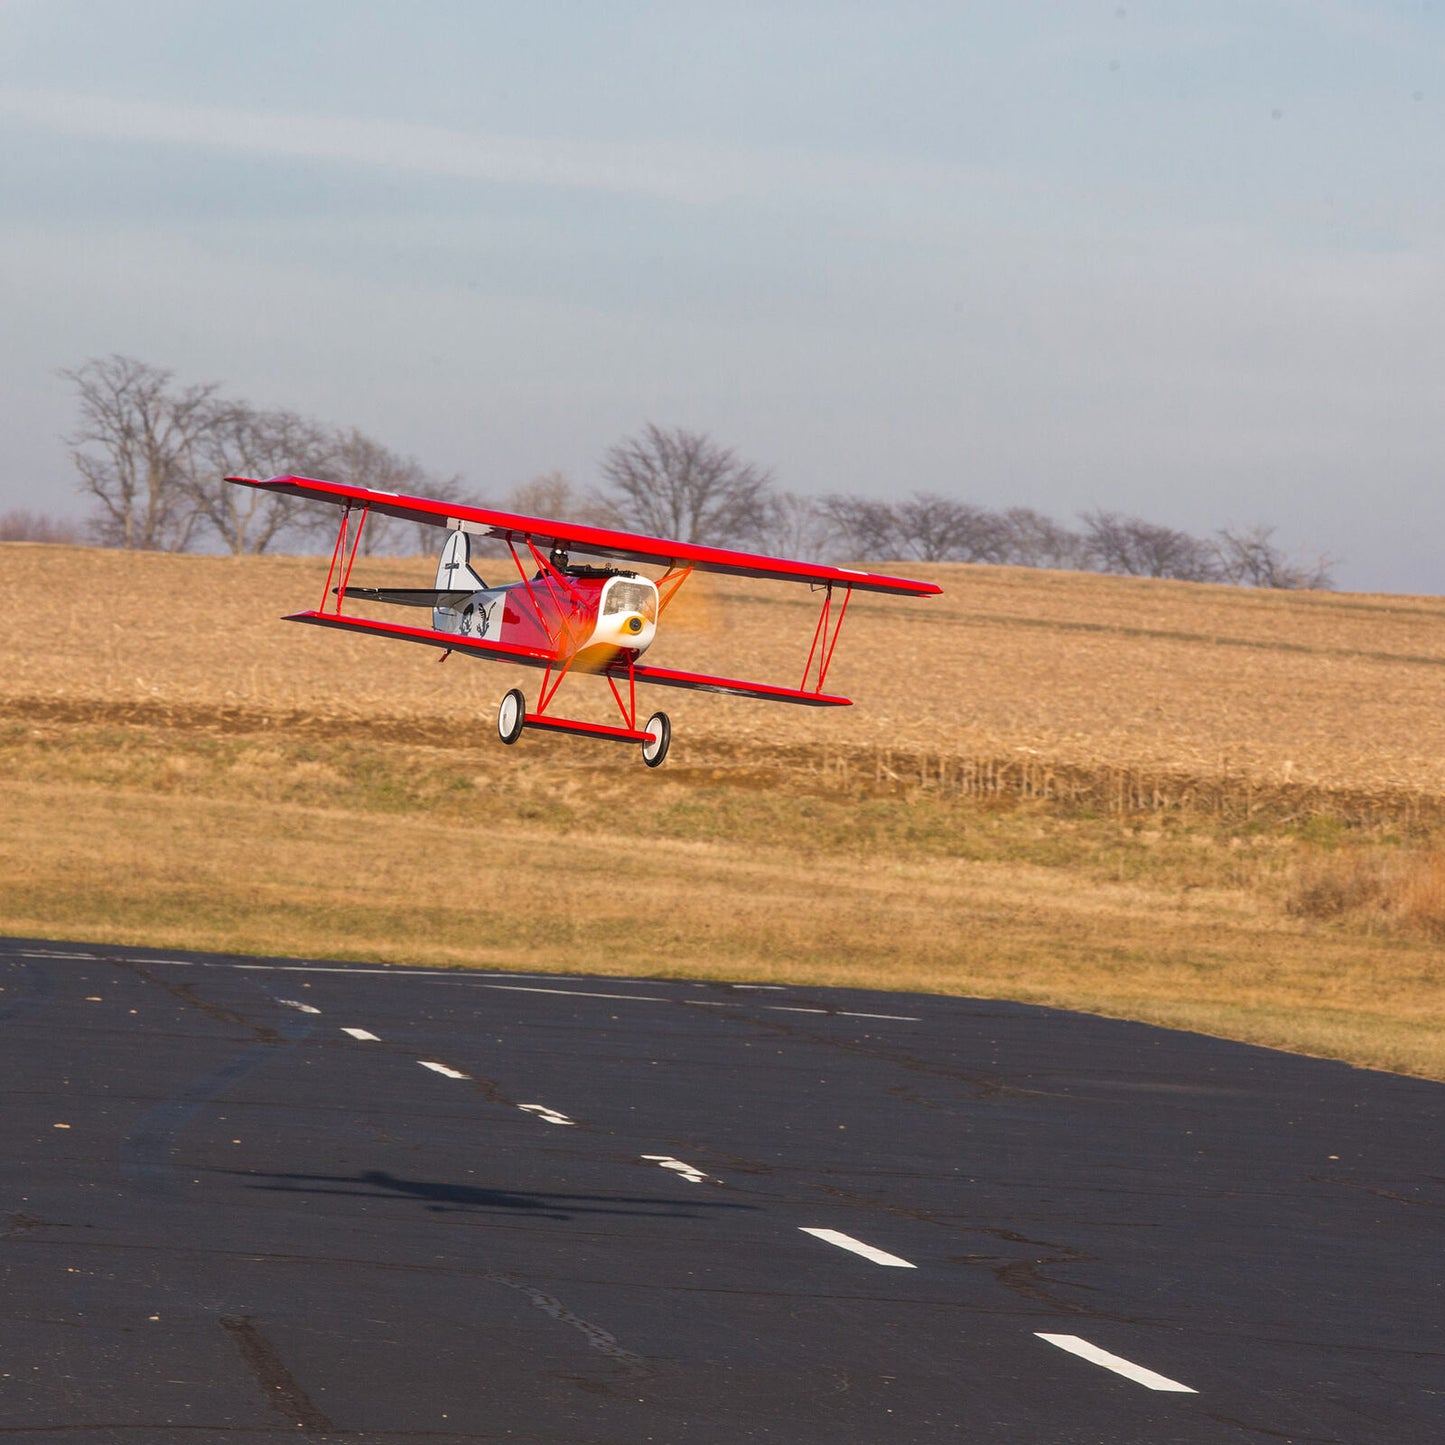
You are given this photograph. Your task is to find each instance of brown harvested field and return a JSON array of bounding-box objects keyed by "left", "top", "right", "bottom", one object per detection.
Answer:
[
  {"left": 7, "top": 543, "right": 1445, "bottom": 802},
  {"left": 1, "top": 541, "right": 1442, "bottom": 1077}
]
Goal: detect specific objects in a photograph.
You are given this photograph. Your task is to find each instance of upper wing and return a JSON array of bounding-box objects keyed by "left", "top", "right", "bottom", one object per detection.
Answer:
[{"left": 226, "top": 474, "right": 941, "bottom": 598}]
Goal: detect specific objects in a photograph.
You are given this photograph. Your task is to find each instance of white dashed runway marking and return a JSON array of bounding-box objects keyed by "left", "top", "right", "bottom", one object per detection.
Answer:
[
  {"left": 641, "top": 1155, "right": 714, "bottom": 1184},
  {"left": 482, "top": 983, "right": 920, "bottom": 1022},
  {"left": 800, "top": 1228, "right": 917, "bottom": 1268},
  {"left": 518, "top": 1104, "right": 576, "bottom": 1126},
  {"left": 13, "top": 953, "right": 922, "bottom": 1022},
  {"left": 484, "top": 984, "right": 671, "bottom": 1003},
  {"left": 771, "top": 1005, "right": 921, "bottom": 1021},
  {"left": 418, "top": 1060, "right": 469, "bottom": 1080},
  {"left": 1034, "top": 1334, "right": 1197, "bottom": 1393},
  {"left": 5, "top": 943, "right": 1264, "bottom": 1419},
  {"left": 276, "top": 998, "right": 321, "bottom": 1014}
]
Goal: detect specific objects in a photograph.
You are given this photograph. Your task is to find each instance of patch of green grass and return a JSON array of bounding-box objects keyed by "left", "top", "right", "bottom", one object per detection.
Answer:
[
  {"left": 0, "top": 718, "right": 1317, "bottom": 884},
  {"left": 4, "top": 716, "right": 1440, "bottom": 955}
]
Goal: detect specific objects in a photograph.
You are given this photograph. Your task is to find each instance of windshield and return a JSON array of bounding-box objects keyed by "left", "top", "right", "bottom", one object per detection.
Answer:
[{"left": 602, "top": 578, "right": 657, "bottom": 622}]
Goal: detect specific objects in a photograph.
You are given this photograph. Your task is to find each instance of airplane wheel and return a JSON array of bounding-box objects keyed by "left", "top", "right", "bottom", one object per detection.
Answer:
[
  {"left": 641, "top": 711, "right": 671, "bottom": 768},
  {"left": 497, "top": 688, "right": 526, "bottom": 745}
]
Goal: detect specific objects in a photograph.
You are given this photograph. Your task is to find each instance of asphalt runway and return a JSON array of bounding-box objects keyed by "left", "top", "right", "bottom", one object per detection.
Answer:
[{"left": 2, "top": 937, "right": 1440, "bottom": 1443}]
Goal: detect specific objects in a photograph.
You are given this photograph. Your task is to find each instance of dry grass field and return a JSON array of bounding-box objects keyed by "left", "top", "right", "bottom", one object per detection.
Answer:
[{"left": 2, "top": 541, "right": 1442, "bottom": 1077}]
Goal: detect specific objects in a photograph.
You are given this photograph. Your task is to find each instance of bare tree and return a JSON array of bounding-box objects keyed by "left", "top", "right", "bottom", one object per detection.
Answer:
[
  {"left": 507, "top": 469, "right": 576, "bottom": 519},
  {"left": 998, "top": 507, "right": 1086, "bottom": 569},
  {"left": 192, "top": 404, "right": 337, "bottom": 554},
  {"left": 1128, "top": 520, "right": 1219, "bottom": 581},
  {"left": 594, "top": 424, "right": 774, "bottom": 547},
  {"left": 818, "top": 492, "right": 1014, "bottom": 564},
  {"left": 1080, "top": 509, "right": 1220, "bottom": 581},
  {"left": 760, "top": 490, "right": 837, "bottom": 561},
  {"left": 1214, "top": 524, "right": 1335, "bottom": 590},
  {"left": 895, "top": 493, "right": 1009, "bottom": 563},
  {"left": 0, "top": 509, "right": 73, "bottom": 544},
  {"left": 62, "top": 355, "right": 220, "bottom": 550},
  {"left": 326, "top": 427, "right": 434, "bottom": 555},
  {"left": 817, "top": 494, "right": 900, "bottom": 560},
  {"left": 1079, "top": 510, "right": 1137, "bottom": 574}
]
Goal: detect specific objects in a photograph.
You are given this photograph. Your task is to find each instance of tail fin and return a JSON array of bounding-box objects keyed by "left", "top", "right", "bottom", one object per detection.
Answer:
[
  {"left": 432, "top": 529, "right": 488, "bottom": 634},
  {"left": 436, "top": 529, "right": 487, "bottom": 591}
]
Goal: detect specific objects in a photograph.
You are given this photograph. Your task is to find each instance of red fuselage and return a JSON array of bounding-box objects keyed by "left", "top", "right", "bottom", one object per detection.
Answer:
[{"left": 432, "top": 567, "right": 660, "bottom": 672}]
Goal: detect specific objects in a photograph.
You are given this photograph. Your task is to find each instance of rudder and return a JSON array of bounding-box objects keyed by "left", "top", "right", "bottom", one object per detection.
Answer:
[
  {"left": 433, "top": 530, "right": 488, "bottom": 632},
  {"left": 436, "top": 529, "right": 487, "bottom": 592}
]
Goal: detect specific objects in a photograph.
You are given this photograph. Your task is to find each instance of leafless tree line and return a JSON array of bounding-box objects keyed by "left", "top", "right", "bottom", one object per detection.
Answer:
[
  {"left": 42, "top": 361, "right": 1333, "bottom": 589},
  {"left": 0, "top": 509, "right": 71, "bottom": 543},
  {"left": 57, "top": 354, "right": 464, "bottom": 555},
  {"left": 813, "top": 496, "right": 1333, "bottom": 587},
  {"left": 589, "top": 426, "right": 1335, "bottom": 589}
]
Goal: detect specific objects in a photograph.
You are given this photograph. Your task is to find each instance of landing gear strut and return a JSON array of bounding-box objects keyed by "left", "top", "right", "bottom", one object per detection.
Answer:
[{"left": 494, "top": 688, "right": 671, "bottom": 766}]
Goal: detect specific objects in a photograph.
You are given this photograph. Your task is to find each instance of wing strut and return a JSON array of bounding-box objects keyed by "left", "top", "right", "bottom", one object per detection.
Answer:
[
  {"left": 802, "top": 583, "right": 853, "bottom": 694},
  {"left": 605, "top": 652, "right": 639, "bottom": 731},
  {"left": 536, "top": 652, "right": 579, "bottom": 716},
  {"left": 655, "top": 563, "right": 694, "bottom": 614},
  {"left": 503, "top": 535, "right": 588, "bottom": 658},
  {"left": 319, "top": 503, "right": 371, "bottom": 614}
]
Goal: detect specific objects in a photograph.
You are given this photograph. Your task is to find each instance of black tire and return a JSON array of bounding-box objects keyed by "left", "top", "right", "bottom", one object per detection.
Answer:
[
  {"left": 641, "top": 711, "right": 671, "bottom": 767},
  {"left": 497, "top": 688, "right": 526, "bottom": 745}
]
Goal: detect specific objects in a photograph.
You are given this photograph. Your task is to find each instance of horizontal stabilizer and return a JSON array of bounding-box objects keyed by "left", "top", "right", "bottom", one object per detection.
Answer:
[
  {"left": 336, "top": 586, "right": 476, "bottom": 609},
  {"left": 285, "top": 611, "right": 555, "bottom": 666}
]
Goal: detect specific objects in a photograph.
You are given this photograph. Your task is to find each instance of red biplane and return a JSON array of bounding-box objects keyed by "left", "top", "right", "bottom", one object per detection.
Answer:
[{"left": 226, "top": 474, "right": 941, "bottom": 766}]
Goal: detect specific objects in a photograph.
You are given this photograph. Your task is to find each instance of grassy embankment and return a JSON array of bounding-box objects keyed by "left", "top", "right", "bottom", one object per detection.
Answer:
[{"left": 1, "top": 543, "right": 1441, "bottom": 1077}]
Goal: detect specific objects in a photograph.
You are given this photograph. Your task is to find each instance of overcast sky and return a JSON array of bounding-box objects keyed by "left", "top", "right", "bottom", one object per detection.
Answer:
[{"left": 2, "top": 1, "right": 1440, "bottom": 591}]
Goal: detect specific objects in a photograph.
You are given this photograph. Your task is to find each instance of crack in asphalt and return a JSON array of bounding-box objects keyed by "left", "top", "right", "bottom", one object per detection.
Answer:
[
  {"left": 219, "top": 1314, "right": 336, "bottom": 1435},
  {"left": 103, "top": 956, "right": 285, "bottom": 1043}
]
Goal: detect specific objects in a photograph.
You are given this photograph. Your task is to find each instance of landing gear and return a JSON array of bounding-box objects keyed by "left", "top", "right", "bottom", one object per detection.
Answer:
[
  {"left": 641, "top": 711, "right": 671, "bottom": 768},
  {"left": 497, "top": 688, "right": 526, "bottom": 744},
  {"left": 495, "top": 687, "right": 667, "bottom": 762}
]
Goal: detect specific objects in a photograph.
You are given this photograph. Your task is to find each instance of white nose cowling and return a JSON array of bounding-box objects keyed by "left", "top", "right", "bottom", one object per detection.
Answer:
[
  {"left": 597, "top": 612, "right": 654, "bottom": 653},
  {"left": 573, "top": 609, "right": 656, "bottom": 673}
]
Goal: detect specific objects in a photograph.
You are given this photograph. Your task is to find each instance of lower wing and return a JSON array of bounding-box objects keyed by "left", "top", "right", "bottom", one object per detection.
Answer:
[
  {"left": 618, "top": 661, "right": 850, "bottom": 707},
  {"left": 285, "top": 612, "right": 849, "bottom": 706}
]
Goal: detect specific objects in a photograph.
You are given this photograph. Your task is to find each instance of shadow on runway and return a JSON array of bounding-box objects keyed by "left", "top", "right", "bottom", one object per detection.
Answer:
[{"left": 210, "top": 1167, "right": 757, "bottom": 1222}]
